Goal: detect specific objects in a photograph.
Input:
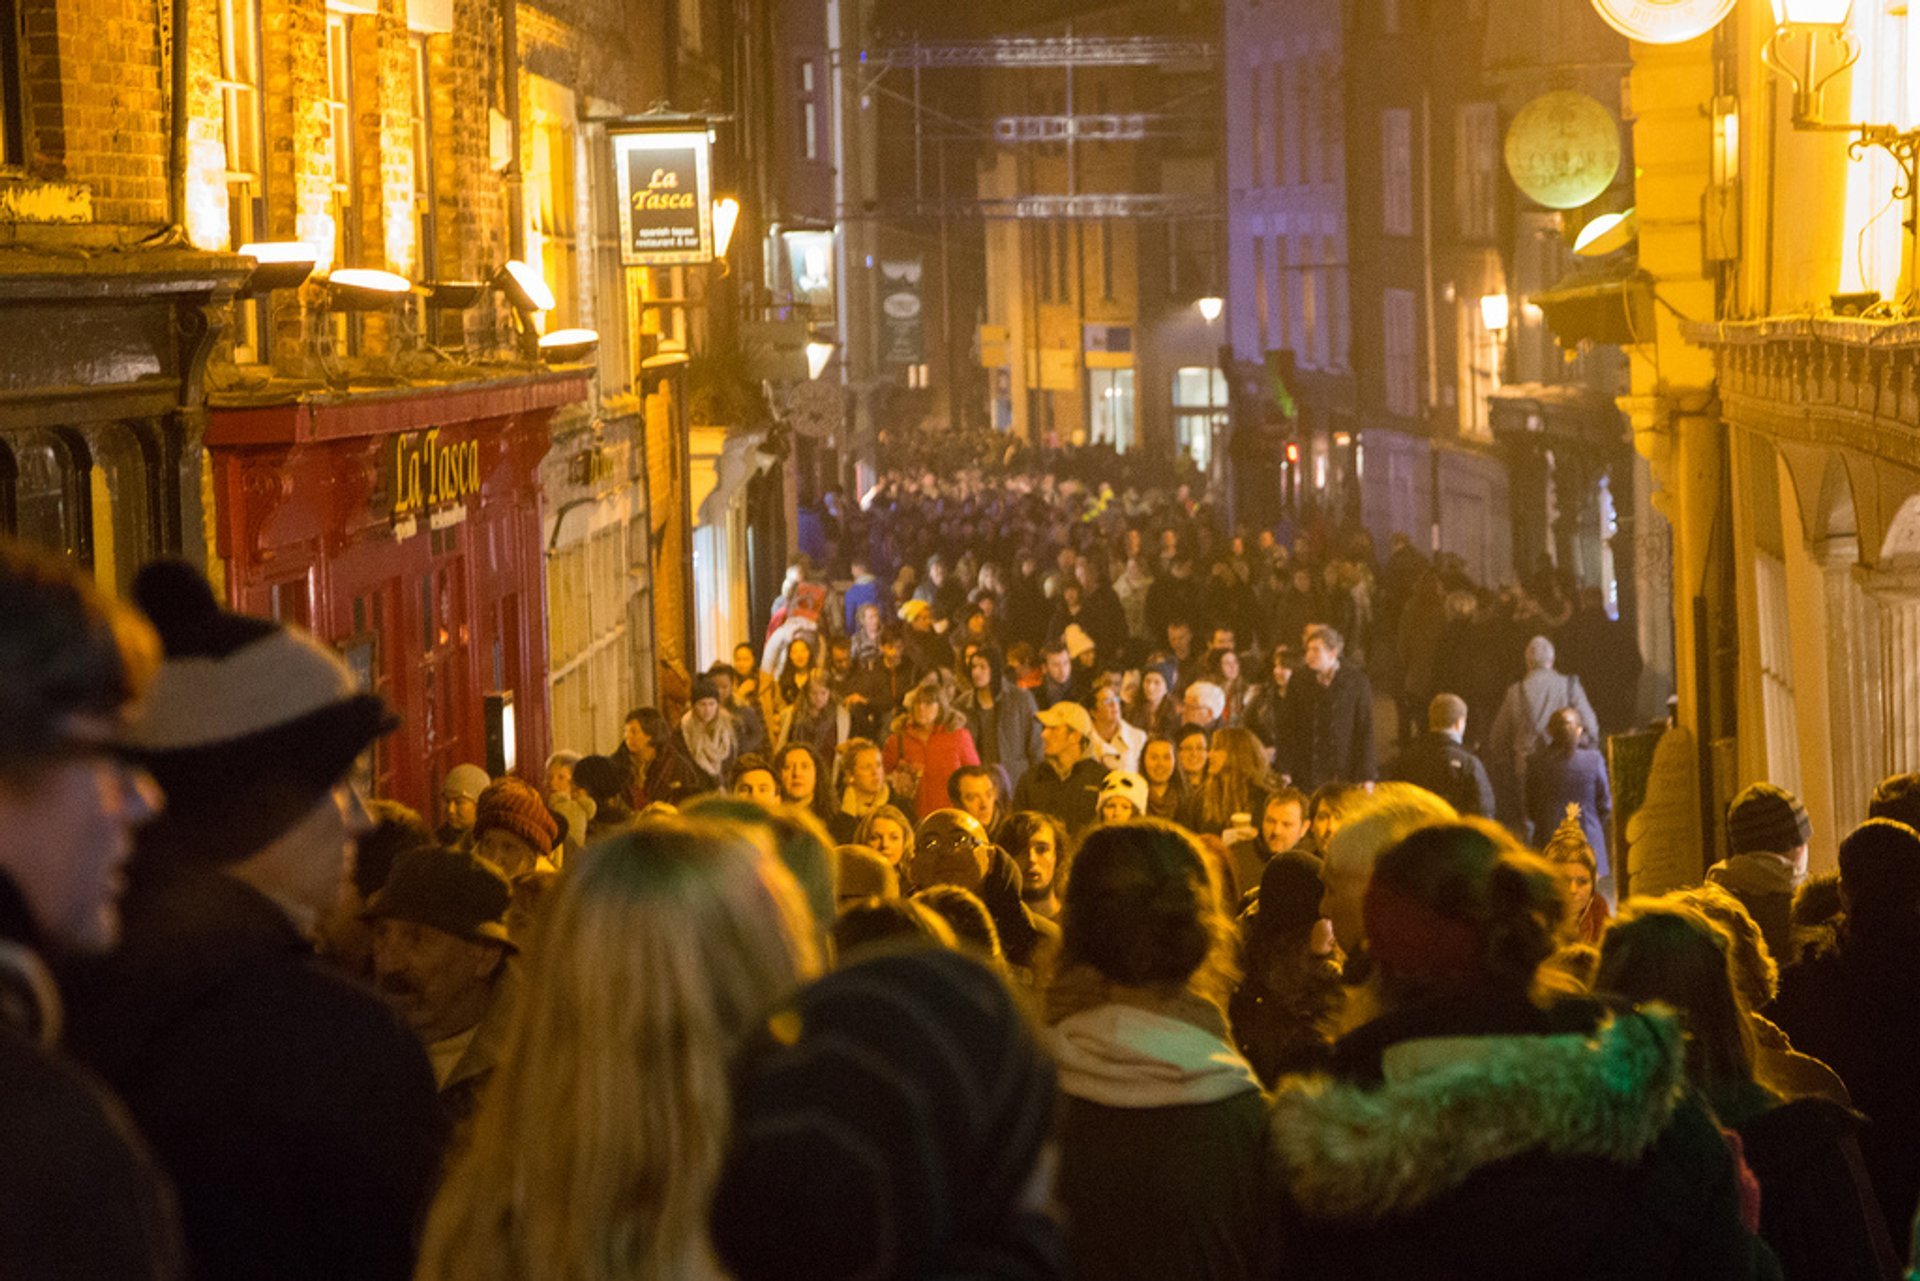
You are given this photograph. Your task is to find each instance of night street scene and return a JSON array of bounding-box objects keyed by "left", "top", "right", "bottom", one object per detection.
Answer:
[{"left": 3, "top": 0, "right": 1920, "bottom": 1276}]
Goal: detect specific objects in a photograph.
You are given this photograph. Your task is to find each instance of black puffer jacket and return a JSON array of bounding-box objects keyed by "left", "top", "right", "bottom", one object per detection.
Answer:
[{"left": 1265, "top": 995, "right": 1781, "bottom": 1281}]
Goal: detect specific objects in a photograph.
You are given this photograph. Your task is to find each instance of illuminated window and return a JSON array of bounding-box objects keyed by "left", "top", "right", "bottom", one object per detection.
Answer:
[
  {"left": 526, "top": 78, "right": 578, "bottom": 326},
  {"left": 1252, "top": 233, "right": 1269, "bottom": 351},
  {"left": 326, "top": 13, "right": 355, "bottom": 266},
  {"left": 1172, "top": 366, "right": 1227, "bottom": 470},
  {"left": 219, "top": 0, "right": 265, "bottom": 358},
  {"left": 410, "top": 35, "right": 436, "bottom": 280},
  {"left": 1088, "top": 367, "right": 1136, "bottom": 453}
]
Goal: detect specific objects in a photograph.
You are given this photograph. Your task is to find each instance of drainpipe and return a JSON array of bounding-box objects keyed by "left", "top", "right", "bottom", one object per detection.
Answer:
[
  {"left": 168, "top": 0, "right": 189, "bottom": 229},
  {"left": 502, "top": 0, "right": 524, "bottom": 260}
]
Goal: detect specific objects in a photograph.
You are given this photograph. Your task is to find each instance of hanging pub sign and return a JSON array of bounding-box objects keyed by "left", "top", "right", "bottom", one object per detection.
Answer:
[
  {"left": 1589, "top": 0, "right": 1735, "bottom": 45},
  {"left": 1504, "top": 91, "right": 1621, "bottom": 211},
  {"left": 610, "top": 127, "right": 714, "bottom": 266},
  {"left": 879, "top": 259, "right": 925, "bottom": 367}
]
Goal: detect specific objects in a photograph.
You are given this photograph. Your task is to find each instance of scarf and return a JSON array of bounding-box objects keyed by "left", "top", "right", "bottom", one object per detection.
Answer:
[{"left": 679, "top": 708, "right": 737, "bottom": 780}]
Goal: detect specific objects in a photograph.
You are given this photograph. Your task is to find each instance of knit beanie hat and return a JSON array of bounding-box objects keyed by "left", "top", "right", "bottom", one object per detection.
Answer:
[
  {"left": 570, "top": 754, "right": 630, "bottom": 810},
  {"left": 690, "top": 676, "right": 721, "bottom": 704},
  {"left": 1098, "top": 769, "right": 1148, "bottom": 815},
  {"left": 712, "top": 948, "right": 1058, "bottom": 1280},
  {"left": 1726, "top": 783, "right": 1811, "bottom": 856},
  {"left": 440, "top": 763, "right": 490, "bottom": 803},
  {"left": 1257, "top": 849, "right": 1327, "bottom": 934},
  {"left": 471, "top": 777, "right": 558, "bottom": 855},
  {"left": 125, "top": 560, "right": 396, "bottom": 869}
]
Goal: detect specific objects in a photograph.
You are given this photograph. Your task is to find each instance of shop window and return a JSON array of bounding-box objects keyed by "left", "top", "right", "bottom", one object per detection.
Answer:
[
  {"left": 9, "top": 430, "right": 90, "bottom": 564},
  {"left": 409, "top": 34, "right": 436, "bottom": 280},
  {"left": 1087, "top": 367, "right": 1136, "bottom": 454},
  {"left": 2, "top": 0, "right": 25, "bottom": 169},
  {"left": 87, "top": 423, "right": 158, "bottom": 596},
  {"left": 1172, "top": 366, "right": 1226, "bottom": 471}
]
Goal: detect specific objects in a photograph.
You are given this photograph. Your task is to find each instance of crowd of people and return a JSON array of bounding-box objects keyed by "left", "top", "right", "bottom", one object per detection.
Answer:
[{"left": 0, "top": 454, "right": 1916, "bottom": 1281}]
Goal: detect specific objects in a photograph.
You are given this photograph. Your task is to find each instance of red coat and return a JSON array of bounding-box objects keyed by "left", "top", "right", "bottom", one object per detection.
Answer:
[{"left": 883, "top": 718, "right": 980, "bottom": 820}]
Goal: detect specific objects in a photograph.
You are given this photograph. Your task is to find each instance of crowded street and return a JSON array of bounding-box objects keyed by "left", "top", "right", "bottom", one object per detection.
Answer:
[{"left": 4, "top": 0, "right": 1920, "bottom": 1276}]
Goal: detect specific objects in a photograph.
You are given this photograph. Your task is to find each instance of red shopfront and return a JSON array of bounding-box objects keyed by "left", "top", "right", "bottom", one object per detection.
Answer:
[{"left": 206, "top": 374, "right": 588, "bottom": 812}]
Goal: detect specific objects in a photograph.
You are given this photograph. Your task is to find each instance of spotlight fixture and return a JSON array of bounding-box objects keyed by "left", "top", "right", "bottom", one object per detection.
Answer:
[
  {"left": 494, "top": 260, "right": 556, "bottom": 314},
  {"left": 237, "top": 241, "right": 318, "bottom": 295},
  {"left": 1196, "top": 296, "right": 1224, "bottom": 323},
  {"left": 426, "top": 280, "right": 486, "bottom": 310},
  {"left": 538, "top": 327, "right": 600, "bottom": 364},
  {"left": 1479, "top": 293, "right": 1511, "bottom": 333},
  {"left": 805, "top": 339, "right": 837, "bottom": 381},
  {"left": 713, "top": 197, "right": 742, "bottom": 260},
  {"left": 325, "top": 268, "right": 413, "bottom": 310},
  {"left": 1573, "top": 208, "right": 1639, "bottom": 258}
]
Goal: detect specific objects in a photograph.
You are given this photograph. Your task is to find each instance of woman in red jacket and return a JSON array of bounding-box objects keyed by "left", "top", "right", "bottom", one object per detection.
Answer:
[{"left": 883, "top": 680, "right": 980, "bottom": 821}]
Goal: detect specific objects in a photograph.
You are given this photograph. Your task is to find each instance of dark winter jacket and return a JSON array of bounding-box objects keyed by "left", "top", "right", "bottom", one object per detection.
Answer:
[
  {"left": 1388, "top": 731, "right": 1496, "bottom": 817},
  {"left": 1731, "top": 1091, "right": 1901, "bottom": 1281},
  {"left": 1279, "top": 664, "right": 1376, "bottom": 792},
  {"left": 1267, "top": 996, "right": 1781, "bottom": 1281},
  {"left": 956, "top": 679, "right": 1044, "bottom": 784},
  {"left": 969, "top": 848, "right": 1062, "bottom": 980},
  {"left": 1048, "top": 999, "right": 1274, "bottom": 1281},
  {"left": 0, "top": 874, "right": 182, "bottom": 1281},
  {"left": 62, "top": 870, "right": 447, "bottom": 1281},
  {"left": 1769, "top": 924, "right": 1920, "bottom": 1249},
  {"left": 1707, "top": 852, "right": 1798, "bottom": 968},
  {"left": 1524, "top": 743, "right": 1613, "bottom": 869},
  {"left": 1012, "top": 756, "right": 1108, "bottom": 835}
]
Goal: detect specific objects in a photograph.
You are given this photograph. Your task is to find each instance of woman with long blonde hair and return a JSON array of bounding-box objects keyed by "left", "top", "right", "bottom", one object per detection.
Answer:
[
  {"left": 1197, "top": 725, "right": 1274, "bottom": 836},
  {"left": 416, "top": 816, "right": 821, "bottom": 1281}
]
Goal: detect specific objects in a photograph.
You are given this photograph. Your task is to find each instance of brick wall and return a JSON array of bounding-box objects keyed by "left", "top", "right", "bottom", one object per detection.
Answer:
[{"left": 16, "top": 0, "right": 169, "bottom": 223}]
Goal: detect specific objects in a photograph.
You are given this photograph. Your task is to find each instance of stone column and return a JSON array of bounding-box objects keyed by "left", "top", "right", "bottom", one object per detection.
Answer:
[
  {"left": 1816, "top": 536, "right": 1880, "bottom": 834},
  {"left": 1863, "top": 560, "right": 1920, "bottom": 780}
]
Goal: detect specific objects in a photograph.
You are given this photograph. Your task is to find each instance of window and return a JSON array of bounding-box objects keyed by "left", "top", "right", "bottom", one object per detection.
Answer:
[
  {"left": 410, "top": 35, "right": 436, "bottom": 280},
  {"left": 1455, "top": 103, "right": 1498, "bottom": 241},
  {"left": 1271, "top": 61, "right": 1288, "bottom": 186},
  {"left": 1249, "top": 64, "right": 1267, "bottom": 188},
  {"left": 220, "top": 0, "right": 264, "bottom": 358},
  {"left": 1172, "top": 366, "right": 1228, "bottom": 470},
  {"left": 526, "top": 79, "right": 578, "bottom": 326},
  {"left": 325, "top": 13, "right": 354, "bottom": 267},
  {"left": 1252, "top": 234, "right": 1269, "bottom": 352},
  {"left": 0, "top": 0, "right": 22, "bottom": 168},
  {"left": 8, "top": 431, "right": 89, "bottom": 563},
  {"left": 1320, "top": 59, "right": 1343, "bottom": 184},
  {"left": 1299, "top": 237, "right": 1319, "bottom": 367},
  {"left": 799, "top": 59, "right": 820, "bottom": 162},
  {"left": 1272, "top": 234, "right": 1291, "bottom": 353},
  {"left": 1087, "top": 367, "right": 1136, "bottom": 453},
  {"left": 1382, "top": 109, "right": 1413, "bottom": 236},
  {"left": 1383, "top": 288, "right": 1418, "bottom": 417}
]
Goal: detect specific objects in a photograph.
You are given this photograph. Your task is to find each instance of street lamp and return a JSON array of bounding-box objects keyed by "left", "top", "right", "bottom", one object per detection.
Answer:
[
  {"left": 1196, "top": 296, "right": 1224, "bottom": 323},
  {"left": 1479, "top": 293, "right": 1510, "bottom": 333}
]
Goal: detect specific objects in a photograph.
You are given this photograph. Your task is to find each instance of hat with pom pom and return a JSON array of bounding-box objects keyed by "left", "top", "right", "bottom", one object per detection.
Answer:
[{"left": 124, "top": 560, "right": 397, "bottom": 868}]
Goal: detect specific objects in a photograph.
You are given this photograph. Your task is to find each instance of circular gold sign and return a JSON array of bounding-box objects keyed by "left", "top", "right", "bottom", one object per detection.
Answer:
[
  {"left": 1590, "top": 0, "right": 1736, "bottom": 45},
  {"left": 1504, "top": 91, "right": 1622, "bottom": 211}
]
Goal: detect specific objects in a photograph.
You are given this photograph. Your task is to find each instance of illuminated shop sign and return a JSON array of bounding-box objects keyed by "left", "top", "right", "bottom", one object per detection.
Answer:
[
  {"left": 610, "top": 128, "right": 714, "bottom": 266},
  {"left": 392, "top": 428, "right": 482, "bottom": 519},
  {"left": 1589, "top": 0, "right": 1735, "bottom": 44}
]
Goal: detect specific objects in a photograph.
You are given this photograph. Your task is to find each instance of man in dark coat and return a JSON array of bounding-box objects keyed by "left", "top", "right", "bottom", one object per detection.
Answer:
[
  {"left": 1769, "top": 817, "right": 1920, "bottom": 1248},
  {"left": 1389, "top": 693, "right": 1496, "bottom": 818},
  {"left": 62, "top": 563, "right": 446, "bottom": 1281},
  {"left": 1279, "top": 625, "right": 1376, "bottom": 793},
  {"left": 0, "top": 538, "right": 183, "bottom": 1281},
  {"left": 1012, "top": 702, "right": 1107, "bottom": 835}
]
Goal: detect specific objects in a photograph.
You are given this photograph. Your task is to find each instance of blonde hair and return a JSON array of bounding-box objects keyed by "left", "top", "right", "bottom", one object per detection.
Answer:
[{"left": 417, "top": 817, "right": 821, "bottom": 1281}]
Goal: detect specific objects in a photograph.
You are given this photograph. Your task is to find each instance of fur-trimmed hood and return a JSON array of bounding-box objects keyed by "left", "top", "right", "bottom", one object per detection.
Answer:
[{"left": 1270, "top": 1008, "right": 1686, "bottom": 1222}]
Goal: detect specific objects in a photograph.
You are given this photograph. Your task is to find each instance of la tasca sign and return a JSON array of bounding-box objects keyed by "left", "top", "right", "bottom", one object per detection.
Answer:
[{"left": 611, "top": 128, "right": 714, "bottom": 266}]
